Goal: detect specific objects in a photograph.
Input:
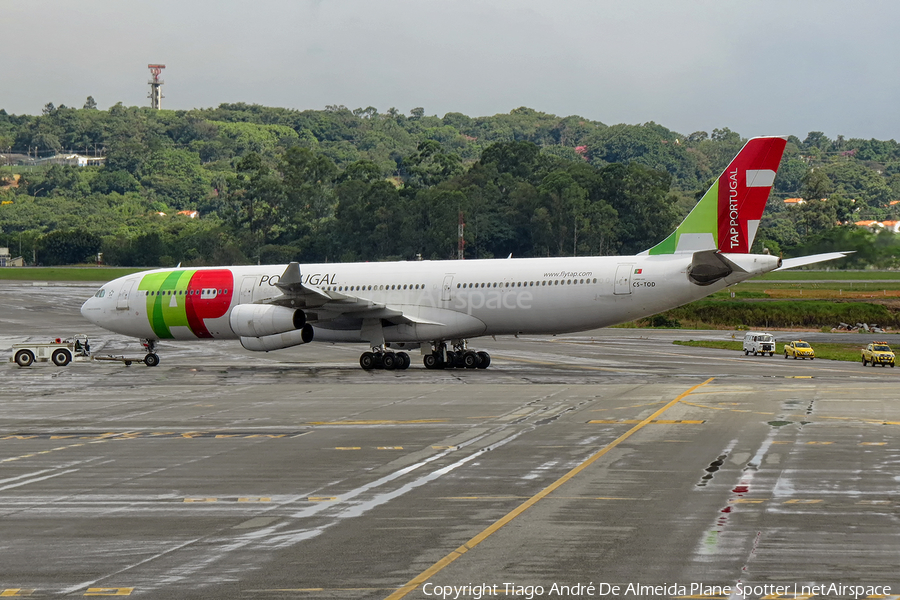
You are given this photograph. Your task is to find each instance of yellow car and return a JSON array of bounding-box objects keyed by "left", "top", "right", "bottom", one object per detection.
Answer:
[
  {"left": 784, "top": 340, "right": 815, "bottom": 360},
  {"left": 862, "top": 342, "right": 895, "bottom": 367}
]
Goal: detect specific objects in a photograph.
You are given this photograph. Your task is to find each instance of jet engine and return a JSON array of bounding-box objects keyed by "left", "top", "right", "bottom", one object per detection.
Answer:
[
  {"left": 229, "top": 304, "right": 306, "bottom": 338},
  {"left": 240, "top": 324, "right": 315, "bottom": 352}
]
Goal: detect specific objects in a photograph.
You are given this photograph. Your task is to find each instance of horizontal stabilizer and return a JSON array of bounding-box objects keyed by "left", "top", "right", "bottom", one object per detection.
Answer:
[{"left": 775, "top": 251, "right": 854, "bottom": 271}]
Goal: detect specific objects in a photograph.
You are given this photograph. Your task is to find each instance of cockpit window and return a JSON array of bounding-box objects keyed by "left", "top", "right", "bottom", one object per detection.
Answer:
[{"left": 94, "top": 289, "right": 106, "bottom": 298}]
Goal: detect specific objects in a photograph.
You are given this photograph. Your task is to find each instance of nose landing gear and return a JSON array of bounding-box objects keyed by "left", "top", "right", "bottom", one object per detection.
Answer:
[{"left": 141, "top": 339, "right": 160, "bottom": 367}]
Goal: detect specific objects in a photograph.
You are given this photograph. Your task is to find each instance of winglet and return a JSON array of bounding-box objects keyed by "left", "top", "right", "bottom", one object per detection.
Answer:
[{"left": 646, "top": 136, "right": 788, "bottom": 255}]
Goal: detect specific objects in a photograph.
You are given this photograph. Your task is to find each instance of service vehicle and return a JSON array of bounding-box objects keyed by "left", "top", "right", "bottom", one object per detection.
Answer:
[
  {"left": 743, "top": 332, "right": 776, "bottom": 356},
  {"left": 9, "top": 336, "right": 148, "bottom": 367},
  {"left": 10, "top": 335, "right": 91, "bottom": 367},
  {"left": 862, "top": 342, "right": 895, "bottom": 367},
  {"left": 784, "top": 340, "right": 815, "bottom": 360}
]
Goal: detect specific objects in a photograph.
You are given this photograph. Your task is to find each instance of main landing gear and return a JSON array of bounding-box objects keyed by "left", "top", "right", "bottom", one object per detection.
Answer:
[
  {"left": 359, "top": 347, "right": 411, "bottom": 371},
  {"left": 423, "top": 341, "right": 491, "bottom": 370},
  {"left": 141, "top": 339, "right": 160, "bottom": 367}
]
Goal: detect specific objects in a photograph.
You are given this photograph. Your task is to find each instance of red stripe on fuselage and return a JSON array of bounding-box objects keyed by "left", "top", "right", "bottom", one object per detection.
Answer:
[{"left": 185, "top": 270, "right": 234, "bottom": 338}]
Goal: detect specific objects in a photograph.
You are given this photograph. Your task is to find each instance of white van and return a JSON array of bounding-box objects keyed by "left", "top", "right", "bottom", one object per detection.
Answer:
[{"left": 743, "top": 332, "right": 776, "bottom": 356}]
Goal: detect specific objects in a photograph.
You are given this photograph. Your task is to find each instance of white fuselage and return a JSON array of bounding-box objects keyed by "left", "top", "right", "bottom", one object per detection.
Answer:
[{"left": 80, "top": 254, "right": 779, "bottom": 346}]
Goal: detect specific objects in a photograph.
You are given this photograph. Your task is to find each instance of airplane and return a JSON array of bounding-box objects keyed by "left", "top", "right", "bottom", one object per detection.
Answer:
[{"left": 80, "top": 136, "right": 848, "bottom": 370}]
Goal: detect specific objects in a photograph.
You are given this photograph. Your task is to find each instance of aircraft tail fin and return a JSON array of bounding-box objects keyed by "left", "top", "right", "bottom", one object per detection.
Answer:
[{"left": 645, "top": 136, "right": 787, "bottom": 255}]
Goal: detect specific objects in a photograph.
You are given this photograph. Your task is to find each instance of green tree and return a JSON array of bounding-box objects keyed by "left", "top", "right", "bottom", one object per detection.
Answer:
[
  {"left": 38, "top": 229, "right": 100, "bottom": 265},
  {"left": 801, "top": 169, "right": 833, "bottom": 202},
  {"left": 532, "top": 170, "right": 587, "bottom": 256},
  {"left": 142, "top": 148, "right": 210, "bottom": 206},
  {"left": 600, "top": 162, "right": 678, "bottom": 254},
  {"left": 91, "top": 169, "right": 141, "bottom": 195}
]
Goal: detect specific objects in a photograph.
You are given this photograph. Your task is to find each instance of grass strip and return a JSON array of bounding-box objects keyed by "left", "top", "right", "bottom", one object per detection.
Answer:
[
  {"left": 756, "top": 271, "right": 900, "bottom": 281},
  {"left": 662, "top": 299, "right": 900, "bottom": 329},
  {"left": 0, "top": 267, "right": 149, "bottom": 282},
  {"left": 673, "top": 339, "right": 868, "bottom": 362}
]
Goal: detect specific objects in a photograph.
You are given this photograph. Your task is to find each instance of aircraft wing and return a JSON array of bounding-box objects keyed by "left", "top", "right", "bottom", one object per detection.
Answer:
[
  {"left": 265, "top": 262, "right": 444, "bottom": 326},
  {"left": 774, "top": 251, "right": 854, "bottom": 271}
]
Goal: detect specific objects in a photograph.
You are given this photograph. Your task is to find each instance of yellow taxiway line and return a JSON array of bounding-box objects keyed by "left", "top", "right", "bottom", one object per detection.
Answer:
[{"left": 383, "top": 377, "right": 715, "bottom": 600}]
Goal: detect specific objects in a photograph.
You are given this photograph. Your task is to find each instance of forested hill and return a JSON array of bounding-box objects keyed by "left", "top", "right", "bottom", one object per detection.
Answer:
[{"left": 1, "top": 102, "right": 899, "bottom": 267}]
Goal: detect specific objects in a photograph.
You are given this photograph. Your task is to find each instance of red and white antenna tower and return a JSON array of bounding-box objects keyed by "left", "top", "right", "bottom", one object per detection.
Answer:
[{"left": 148, "top": 64, "right": 166, "bottom": 109}]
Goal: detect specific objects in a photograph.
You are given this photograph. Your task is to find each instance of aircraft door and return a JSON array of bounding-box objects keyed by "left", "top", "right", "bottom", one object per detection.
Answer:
[
  {"left": 116, "top": 280, "right": 134, "bottom": 310},
  {"left": 614, "top": 264, "right": 633, "bottom": 295},
  {"left": 240, "top": 276, "right": 257, "bottom": 304},
  {"left": 441, "top": 274, "right": 454, "bottom": 302}
]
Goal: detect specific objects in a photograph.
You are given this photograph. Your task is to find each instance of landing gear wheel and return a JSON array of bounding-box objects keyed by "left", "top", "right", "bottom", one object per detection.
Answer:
[
  {"left": 396, "top": 352, "right": 411, "bottom": 370},
  {"left": 476, "top": 351, "right": 491, "bottom": 369},
  {"left": 360, "top": 352, "right": 376, "bottom": 370},
  {"left": 144, "top": 353, "right": 160, "bottom": 367},
  {"left": 124, "top": 361, "right": 132, "bottom": 366},
  {"left": 423, "top": 354, "right": 438, "bottom": 369},
  {"left": 463, "top": 351, "right": 479, "bottom": 369},
  {"left": 382, "top": 353, "right": 397, "bottom": 370},
  {"left": 52, "top": 349, "right": 72, "bottom": 366},
  {"left": 15, "top": 350, "right": 35, "bottom": 367}
]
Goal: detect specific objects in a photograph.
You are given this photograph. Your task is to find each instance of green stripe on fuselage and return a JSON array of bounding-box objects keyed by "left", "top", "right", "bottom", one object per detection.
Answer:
[{"left": 139, "top": 270, "right": 197, "bottom": 339}]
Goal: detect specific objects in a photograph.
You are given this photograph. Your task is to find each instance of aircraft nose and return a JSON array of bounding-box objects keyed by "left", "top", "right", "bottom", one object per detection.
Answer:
[{"left": 81, "top": 296, "right": 98, "bottom": 324}]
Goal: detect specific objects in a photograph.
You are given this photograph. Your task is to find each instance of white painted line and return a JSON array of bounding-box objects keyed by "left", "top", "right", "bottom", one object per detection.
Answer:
[{"left": 0, "top": 469, "right": 79, "bottom": 491}]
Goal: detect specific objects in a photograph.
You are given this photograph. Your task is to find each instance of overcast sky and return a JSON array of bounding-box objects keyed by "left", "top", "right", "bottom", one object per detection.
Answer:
[{"left": 4, "top": 0, "right": 899, "bottom": 140}]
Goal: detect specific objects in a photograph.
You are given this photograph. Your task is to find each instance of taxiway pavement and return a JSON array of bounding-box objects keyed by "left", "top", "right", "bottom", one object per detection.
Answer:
[{"left": 1, "top": 282, "right": 899, "bottom": 599}]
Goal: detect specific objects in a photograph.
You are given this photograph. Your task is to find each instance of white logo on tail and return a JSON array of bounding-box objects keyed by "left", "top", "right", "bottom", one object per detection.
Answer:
[
  {"left": 746, "top": 170, "right": 776, "bottom": 187},
  {"left": 729, "top": 169, "right": 739, "bottom": 249}
]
